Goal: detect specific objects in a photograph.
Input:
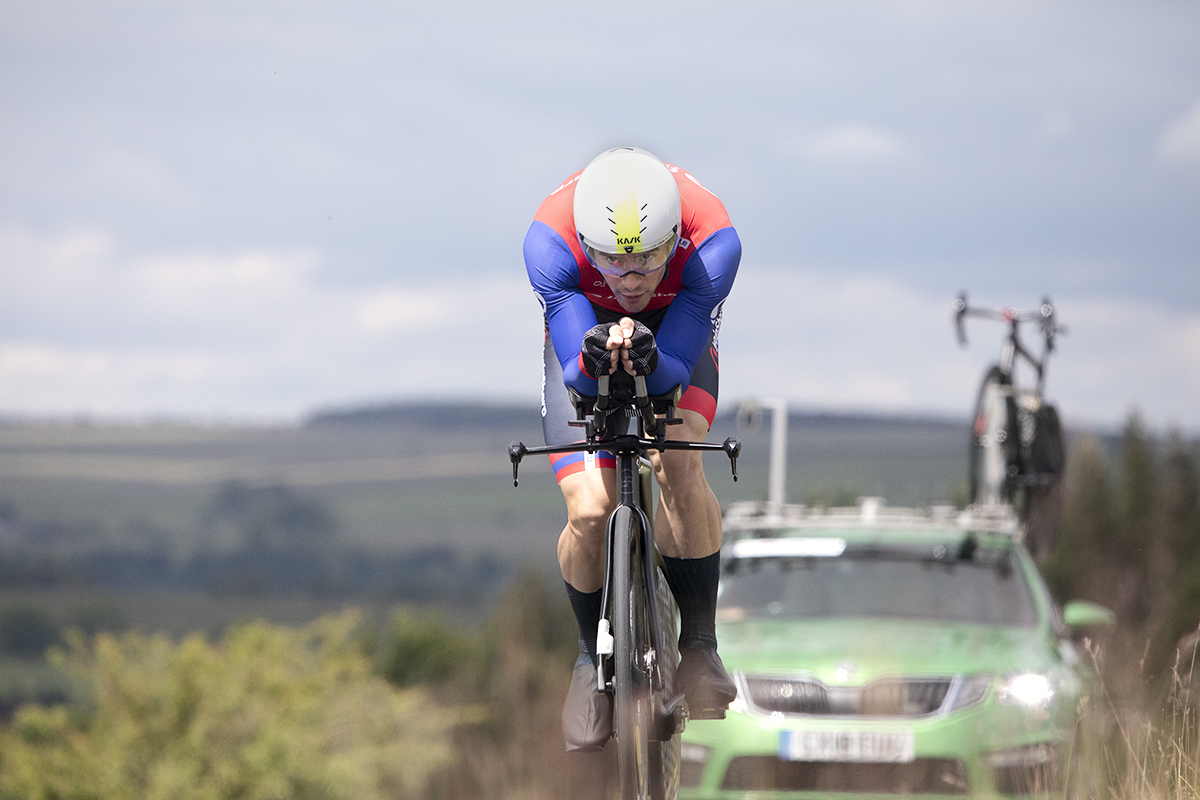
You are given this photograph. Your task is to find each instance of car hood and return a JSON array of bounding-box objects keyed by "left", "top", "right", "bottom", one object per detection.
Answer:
[{"left": 718, "top": 617, "right": 1056, "bottom": 683}]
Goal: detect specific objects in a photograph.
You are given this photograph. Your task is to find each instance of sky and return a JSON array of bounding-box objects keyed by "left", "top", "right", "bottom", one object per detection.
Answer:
[{"left": 2, "top": 0, "right": 1198, "bottom": 432}]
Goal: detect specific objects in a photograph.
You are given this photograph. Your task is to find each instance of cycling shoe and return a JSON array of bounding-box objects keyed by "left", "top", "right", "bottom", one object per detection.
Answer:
[
  {"left": 562, "top": 662, "right": 612, "bottom": 751},
  {"left": 676, "top": 647, "right": 737, "bottom": 720}
]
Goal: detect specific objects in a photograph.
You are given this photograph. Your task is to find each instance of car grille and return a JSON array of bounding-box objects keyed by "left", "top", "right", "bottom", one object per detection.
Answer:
[
  {"left": 721, "top": 755, "right": 970, "bottom": 794},
  {"left": 743, "top": 675, "right": 953, "bottom": 717}
]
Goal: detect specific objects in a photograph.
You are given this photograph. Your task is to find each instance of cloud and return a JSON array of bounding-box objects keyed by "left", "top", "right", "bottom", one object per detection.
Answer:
[
  {"left": 719, "top": 267, "right": 1200, "bottom": 433},
  {"left": 0, "top": 228, "right": 543, "bottom": 420},
  {"left": 1159, "top": 100, "right": 1200, "bottom": 162},
  {"left": 356, "top": 288, "right": 455, "bottom": 334},
  {"left": 1054, "top": 297, "right": 1200, "bottom": 430},
  {"left": 801, "top": 125, "right": 907, "bottom": 162},
  {"left": 2, "top": 228, "right": 1196, "bottom": 432},
  {"left": 1034, "top": 111, "right": 1075, "bottom": 142}
]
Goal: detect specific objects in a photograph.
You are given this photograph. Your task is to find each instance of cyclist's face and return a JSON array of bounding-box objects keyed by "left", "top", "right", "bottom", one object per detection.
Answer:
[
  {"left": 601, "top": 263, "right": 667, "bottom": 313},
  {"left": 589, "top": 249, "right": 668, "bottom": 276},
  {"left": 585, "top": 236, "right": 674, "bottom": 313}
]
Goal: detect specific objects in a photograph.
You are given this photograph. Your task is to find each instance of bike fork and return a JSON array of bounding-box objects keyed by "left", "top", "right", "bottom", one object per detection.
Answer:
[
  {"left": 597, "top": 503, "right": 658, "bottom": 692},
  {"left": 596, "top": 452, "right": 665, "bottom": 695}
]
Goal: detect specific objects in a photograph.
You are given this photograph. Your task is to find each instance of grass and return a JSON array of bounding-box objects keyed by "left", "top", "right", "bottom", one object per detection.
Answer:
[{"left": 1061, "top": 633, "right": 1200, "bottom": 800}]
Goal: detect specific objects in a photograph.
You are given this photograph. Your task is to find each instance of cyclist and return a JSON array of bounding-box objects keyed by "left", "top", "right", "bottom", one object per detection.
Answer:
[{"left": 523, "top": 146, "right": 741, "bottom": 751}]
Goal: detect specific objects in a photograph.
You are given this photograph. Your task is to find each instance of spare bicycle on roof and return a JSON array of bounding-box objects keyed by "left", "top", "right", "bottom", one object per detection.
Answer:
[{"left": 953, "top": 293, "right": 1066, "bottom": 559}]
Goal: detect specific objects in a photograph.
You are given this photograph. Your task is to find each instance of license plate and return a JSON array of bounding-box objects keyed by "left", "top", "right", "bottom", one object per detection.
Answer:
[{"left": 778, "top": 730, "right": 915, "bottom": 763}]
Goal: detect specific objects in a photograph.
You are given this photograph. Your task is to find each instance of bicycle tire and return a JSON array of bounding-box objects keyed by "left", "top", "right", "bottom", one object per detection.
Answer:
[
  {"left": 613, "top": 505, "right": 653, "bottom": 799},
  {"left": 638, "top": 459, "right": 681, "bottom": 799},
  {"left": 1028, "top": 403, "right": 1065, "bottom": 478},
  {"left": 646, "top": 558, "right": 681, "bottom": 799},
  {"left": 968, "top": 366, "right": 1021, "bottom": 505}
]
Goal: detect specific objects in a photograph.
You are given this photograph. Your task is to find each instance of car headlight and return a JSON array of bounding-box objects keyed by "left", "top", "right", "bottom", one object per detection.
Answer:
[{"left": 996, "top": 672, "right": 1054, "bottom": 708}]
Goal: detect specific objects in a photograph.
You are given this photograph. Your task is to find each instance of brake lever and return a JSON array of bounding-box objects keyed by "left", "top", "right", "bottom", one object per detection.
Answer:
[
  {"left": 509, "top": 442, "right": 528, "bottom": 487},
  {"left": 953, "top": 292, "right": 968, "bottom": 347},
  {"left": 723, "top": 437, "right": 741, "bottom": 482}
]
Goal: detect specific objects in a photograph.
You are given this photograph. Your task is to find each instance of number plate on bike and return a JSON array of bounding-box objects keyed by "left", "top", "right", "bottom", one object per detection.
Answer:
[{"left": 778, "top": 729, "right": 915, "bottom": 763}]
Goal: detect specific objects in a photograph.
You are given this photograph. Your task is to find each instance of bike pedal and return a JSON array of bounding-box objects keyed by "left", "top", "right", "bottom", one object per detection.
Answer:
[
  {"left": 648, "top": 693, "right": 688, "bottom": 740},
  {"left": 689, "top": 706, "right": 728, "bottom": 721}
]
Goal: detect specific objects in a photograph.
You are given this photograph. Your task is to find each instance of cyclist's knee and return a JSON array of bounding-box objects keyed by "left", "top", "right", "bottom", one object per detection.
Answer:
[
  {"left": 655, "top": 451, "right": 707, "bottom": 494},
  {"left": 560, "top": 473, "right": 616, "bottom": 542},
  {"left": 652, "top": 410, "right": 709, "bottom": 482},
  {"left": 565, "top": 500, "right": 610, "bottom": 542}
]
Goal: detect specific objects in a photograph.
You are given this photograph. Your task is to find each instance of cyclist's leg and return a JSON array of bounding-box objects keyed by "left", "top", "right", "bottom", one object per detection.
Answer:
[
  {"left": 650, "top": 408, "right": 721, "bottom": 559},
  {"left": 543, "top": 327, "right": 621, "bottom": 588},
  {"left": 647, "top": 339, "right": 736, "bottom": 719},
  {"left": 650, "top": 332, "right": 722, "bottom": 558},
  {"left": 557, "top": 469, "right": 618, "bottom": 591},
  {"left": 543, "top": 328, "right": 619, "bottom": 751}
]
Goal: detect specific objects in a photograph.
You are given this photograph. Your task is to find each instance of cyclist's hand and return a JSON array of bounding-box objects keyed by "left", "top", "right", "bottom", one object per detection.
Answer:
[
  {"left": 581, "top": 318, "right": 658, "bottom": 378},
  {"left": 613, "top": 318, "right": 658, "bottom": 377}
]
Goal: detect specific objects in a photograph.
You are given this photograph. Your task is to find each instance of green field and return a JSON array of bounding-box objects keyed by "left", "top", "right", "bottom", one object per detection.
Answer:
[
  {"left": 0, "top": 403, "right": 981, "bottom": 638},
  {"left": 0, "top": 404, "right": 973, "bottom": 550}
]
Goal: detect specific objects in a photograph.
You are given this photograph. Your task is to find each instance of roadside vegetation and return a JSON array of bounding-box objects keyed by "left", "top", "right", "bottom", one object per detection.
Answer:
[{"left": 1043, "top": 416, "right": 1200, "bottom": 800}]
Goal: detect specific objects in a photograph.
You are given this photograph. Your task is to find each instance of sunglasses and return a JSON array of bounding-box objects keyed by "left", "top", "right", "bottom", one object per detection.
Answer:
[{"left": 583, "top": 234, "right": 676, "bottom": 277}]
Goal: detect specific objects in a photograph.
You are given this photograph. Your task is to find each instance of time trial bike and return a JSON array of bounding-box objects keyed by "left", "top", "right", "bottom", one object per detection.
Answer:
[{"left": 510, "top": 372, "right": 740, "bottom": 800}]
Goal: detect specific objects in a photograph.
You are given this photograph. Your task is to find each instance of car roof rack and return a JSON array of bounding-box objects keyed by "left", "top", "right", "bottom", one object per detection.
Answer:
[{"left": 722, "top": 498, "right": 1022, "bottom": 539}]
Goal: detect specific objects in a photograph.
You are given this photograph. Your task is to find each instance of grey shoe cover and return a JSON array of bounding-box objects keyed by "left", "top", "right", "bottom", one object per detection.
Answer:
[{"left": 562, "top": 662, "right": 613, "bottom": 752}]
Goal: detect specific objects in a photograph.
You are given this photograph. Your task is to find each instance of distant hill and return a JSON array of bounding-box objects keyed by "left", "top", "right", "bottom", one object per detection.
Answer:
[
  {"left": 302, "top": 399, "right": 977, "bottom": 506},
  {"left": 306, "top": 399, "right": 968, "bottom": 439},
  {"left": 0, "top": 400, "right": 1134, "bottom": 636},
  {"left": 308, "top": 401, "right": 543, "bottom": 432}
]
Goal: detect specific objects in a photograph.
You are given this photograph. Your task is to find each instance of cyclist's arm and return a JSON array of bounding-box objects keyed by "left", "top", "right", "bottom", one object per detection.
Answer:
[
  {"left": 645, "top": 225, "right": 741, "bottom": 396},
  {"left": 523, "top": 220, "right": 600, "bottom": 392}
]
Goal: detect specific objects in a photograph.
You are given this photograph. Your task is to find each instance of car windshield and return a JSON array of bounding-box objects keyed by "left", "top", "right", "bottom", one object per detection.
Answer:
[{"left": 719, "top": 546, "right": 1038, "bottom": 626}]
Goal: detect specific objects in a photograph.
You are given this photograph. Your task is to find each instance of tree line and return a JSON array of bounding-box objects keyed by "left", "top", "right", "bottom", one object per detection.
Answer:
[{"left": 1043, "top": 416, "right": 1200, "bottom": 692}]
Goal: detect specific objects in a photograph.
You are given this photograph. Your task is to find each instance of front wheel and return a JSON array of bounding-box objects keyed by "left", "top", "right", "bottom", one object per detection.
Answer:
[
  {"left": 613, "top": 507, "right": 652, "bottom": 799},
  {"left": 647, "top": 559, "right": 681, "bottom": 799},
  {"left": 611, "top": 508, "right": 681, "bottom": 800}
]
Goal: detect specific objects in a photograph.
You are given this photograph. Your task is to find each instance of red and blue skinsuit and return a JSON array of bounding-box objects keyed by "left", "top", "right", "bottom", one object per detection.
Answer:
[{"left": 523, "top": 163, "right": 741, "bottom": 481}]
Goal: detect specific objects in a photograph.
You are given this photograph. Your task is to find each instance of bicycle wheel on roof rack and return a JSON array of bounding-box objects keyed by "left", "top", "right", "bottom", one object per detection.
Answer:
[
  {"left": 1023, "top": 402, "right": 1065, "bottom": 561},
  {"left": 968, "top": 366, "right": 1021, "bottom": 506},
  {"left": 1028, "top": 402, "right": 1065, "bottom": 480}
]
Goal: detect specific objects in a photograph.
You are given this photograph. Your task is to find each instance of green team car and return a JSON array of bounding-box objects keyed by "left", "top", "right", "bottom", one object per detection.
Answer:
[{"left": 681, "top": 500, "right": 1113, "bottom": 798}]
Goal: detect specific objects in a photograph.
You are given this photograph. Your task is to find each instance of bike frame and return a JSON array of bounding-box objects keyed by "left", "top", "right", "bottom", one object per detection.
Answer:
[
  {"left": 511, "top": 374, "right": 740, "bottom": 688},
  {"left": 510, "top": 373, "right": 740, "bottom": 795},
  {"left": 954, "top": 292, "right": 1062, "bottom": 396}
]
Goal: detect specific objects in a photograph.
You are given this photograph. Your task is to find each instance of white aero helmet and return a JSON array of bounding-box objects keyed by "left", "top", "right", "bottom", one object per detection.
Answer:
[{"left": 574, "top": 147, "right": 681, "bottom": 277}]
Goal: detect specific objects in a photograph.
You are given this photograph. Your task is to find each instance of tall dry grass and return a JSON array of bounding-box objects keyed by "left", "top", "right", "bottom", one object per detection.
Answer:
[{"left": 1066, "top": 629, "right": 1200, "bottom": 800}]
